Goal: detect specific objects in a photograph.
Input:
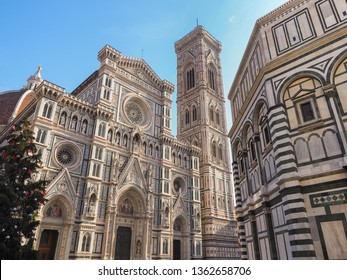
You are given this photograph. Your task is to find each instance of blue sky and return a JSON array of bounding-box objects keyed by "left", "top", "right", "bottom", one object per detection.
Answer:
[{"left": 0, "top": 0, "right": 288, "bottom": 135}]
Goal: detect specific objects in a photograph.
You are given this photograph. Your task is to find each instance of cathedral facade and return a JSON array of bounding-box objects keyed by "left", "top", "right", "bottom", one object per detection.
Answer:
[
  {"left": 0, "top": 27, "right": 239, "bottom": 259},
  {"left": 228, "top": 0, "right": 347, "bottom": 259}
]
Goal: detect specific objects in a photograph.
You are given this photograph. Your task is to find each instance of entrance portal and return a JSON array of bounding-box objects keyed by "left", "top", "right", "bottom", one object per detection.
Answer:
[
  {"left": 38, "top": 230, "right": 58, "bottom": 260},
  {"left": 115, "top": 227, "right": 132, "bottom": 260},
  {"left": 173, "top": 239, "right": 181, "bottom": 260}
]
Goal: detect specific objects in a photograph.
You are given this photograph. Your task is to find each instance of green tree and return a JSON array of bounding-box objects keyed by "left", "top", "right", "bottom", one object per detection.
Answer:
[{"left": 0, "top": 120, "right": 48, "bottom": 259}]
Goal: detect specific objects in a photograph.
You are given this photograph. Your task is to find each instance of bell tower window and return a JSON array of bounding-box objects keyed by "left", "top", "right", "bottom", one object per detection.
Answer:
[
  {"left": 186, "top": 67, "right": 195, "bottom": 90},
  {"left": 208, "top": 68, "right": 215, "bottom": 90}
]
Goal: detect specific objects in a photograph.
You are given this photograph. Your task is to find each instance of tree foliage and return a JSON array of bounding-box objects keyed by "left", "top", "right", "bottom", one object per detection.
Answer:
[{"left": 0, "top": 120, "right": 48, "bottom": 259}]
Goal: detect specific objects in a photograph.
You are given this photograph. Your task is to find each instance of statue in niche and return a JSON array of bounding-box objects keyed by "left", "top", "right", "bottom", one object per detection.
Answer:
[
  {"left": 59, "top": 112, "right": 66, "bottom": 126},
  {"left": 196, "top": 212, "right": 201, "bottom": 229},
  {"left": 113, "top": 153, "right": 120, "bottom": 181},
  {"left": 107, "top": 130, "right": 112, "bottom": 142},
  {"left": 71, "top": 116, "right": 77, "bottom": 130},
  {"left": 88, "top": 195, "right": 96, "bottom": 214},
  {"left": 133, "top": 138, "right": 139, "bottom": 152},
  {"left": 81, "top": 120, "right": 88, "bottom": 134},
  {"left": 163, "top": 206, "right": 169, "bottom": 226},
  {"left": 147, "top": 164, "right": 153, "bottom": 184},
  {"left": 149, "top": 164, "right": 153, "bottom": 178},
  {"left": 136, "top": 240, "right": 141, "bottom": 255}
]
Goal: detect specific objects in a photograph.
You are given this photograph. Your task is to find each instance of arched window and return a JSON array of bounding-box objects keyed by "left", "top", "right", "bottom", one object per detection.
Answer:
[
  {"left": 212, "top": 141, "right": 217, "bottom": 157},
  {"left": 185, "top": 109, "right": 190, "bottom": 125},
  {"left": 184, "top": 156, "right": 188, "bottom": 168},
  {"left": 155, "top": 146, "right": 160, "bottom": 158},
  {"left": 36, "top": 129, "right": 47, "bottom": 144},
  {"left": 209, "top": 107, "right": 214, "bottom": 122},
  {"left": 81, "top": 234, "right": 91, "bottom": 252},
  {"left": 103, "top": 89, "right": 110, "bottom": 100},
  {"left": 92, "top": 163, "right": 101, "bottom": 177},
  {"left": 258, "top": 105, "right": 271, "bottom": 148},
  {"left": 165, "top": 147, "right": 170, "bottom": 160},
  {"left": 216, "top": 110, "right": 220, "bottom": 125},
  {"left": 219, "top": 144, "right": 223, "bottom": 161},
  {"left": 208, "top": 68, "right": 215, "bottom": 90},
  {"left": 186, "top": 67, "right": 195, "bottom": 90},
  {"left": 143, "top": 142, "right": 147, "bottom": 154},
  {"left": 98, "top": 123, "right": 106, "bottom": 137},
  {"left": 172, "top": 152, "right": 176, "bottom": 164},
  {"left": 192, "top": 105, "right": 197, "bottom": 122},
  {"left": 149, "top": 144, "right": 153, "bottom": 156},
  {"left": 246, "top": 126, "right": 256, "bottom": 162},
  {"left": 194, "top": 158, "right": 198, "bottom": 169},
  {"left": 42, "top": 102, "right": 53, "bottom": 119}
]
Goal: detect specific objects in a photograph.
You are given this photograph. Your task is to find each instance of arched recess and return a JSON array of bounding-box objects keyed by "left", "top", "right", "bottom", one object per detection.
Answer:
[
  {"left": 294, "top": 138, "right": 310, "bottom": 164},
  {"left": 172, "top": 215, "right": 190, "bottom": 260},
  {"left": 231, "top": 137, "right": 242, "bottom": 164},
  {"left": 36, "top": 195, "right": 74, "bottom": 260},
  {"left": 112, "top": 186, "right": 148, "bottom": 260},
  {"left": 277, "top": 72, "right": 326, "bottom": 104},
  {"left": 322, "top": 129, "right": 341, "bottom": 157},
  {"left": 332, "top": 55, "right": 347, "bottom": 113},
  {"left": 252, "top": 99, "right": 268, "bottom": 134}
]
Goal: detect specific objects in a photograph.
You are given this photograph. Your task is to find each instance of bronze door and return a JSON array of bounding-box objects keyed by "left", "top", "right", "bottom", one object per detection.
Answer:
[
  {"left": 173, "top": 239, "right": 181, "bottom": 260},
  {"left": 115, "top": 227, "right": 132, "bottom": 260},
  {"left": 38, "top": 230, "right": 58, "bottom": 260}
]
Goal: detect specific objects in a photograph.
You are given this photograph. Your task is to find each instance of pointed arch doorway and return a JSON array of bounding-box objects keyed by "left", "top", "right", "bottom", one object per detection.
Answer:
[
  {"left": 173, "top": 217, "right": 189, "bottom": 260},
  {"left": 112, "top": 187, "right": 148, "bottom": 260}
]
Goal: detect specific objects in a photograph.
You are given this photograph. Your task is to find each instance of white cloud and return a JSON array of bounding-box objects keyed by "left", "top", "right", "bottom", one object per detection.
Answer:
[{"left": 228, "top": 16, "right": 236, "bottom": 23}]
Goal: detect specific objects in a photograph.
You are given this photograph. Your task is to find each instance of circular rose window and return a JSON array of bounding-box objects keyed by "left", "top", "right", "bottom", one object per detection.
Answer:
[
  {"left": 54, "top": 141, "right": 82, "bottom": 169},
  {"left": 123, "top": 95, "right": 151, "bottom": 128},
  {"left": 125, "top": 102, "right": 144, "bottom": 124},
  {"left": 57, "top": 148, "right": 74, "bottom": 165}
]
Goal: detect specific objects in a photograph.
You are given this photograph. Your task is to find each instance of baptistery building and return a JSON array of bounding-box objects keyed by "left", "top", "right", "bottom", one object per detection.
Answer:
[
  {"left": 228, "top": 0, "right": 347, "bottom": 259},
  {"left": 0, "top": 27, "right": 239, "bottom": 259}
]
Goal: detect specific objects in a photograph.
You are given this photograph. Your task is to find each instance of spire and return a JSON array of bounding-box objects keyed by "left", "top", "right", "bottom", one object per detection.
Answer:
[{"left": 26, "top": 65, "right": 43, "bottom": 90}]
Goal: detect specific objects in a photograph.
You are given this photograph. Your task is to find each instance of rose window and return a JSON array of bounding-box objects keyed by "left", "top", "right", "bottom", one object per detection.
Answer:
[
  {"left": 54, "top": 141, "right": 82, "bottom": 169},
  {"left": 123, "top": 96, "right": 151, "bottom": 128},
  {"left": 125, "top": 102, "right": 144, "bottom": 124},
  {"left": 57, "top": 148, "right": 74, "bottom": 165}
]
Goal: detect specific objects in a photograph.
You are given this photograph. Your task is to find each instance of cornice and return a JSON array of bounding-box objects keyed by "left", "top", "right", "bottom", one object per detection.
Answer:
[
  {"left": 174, "top": 25, "right": 222, "bottom": 54},
  {"left": 98, "top": 45, "right": 174, "bottom": 94}
]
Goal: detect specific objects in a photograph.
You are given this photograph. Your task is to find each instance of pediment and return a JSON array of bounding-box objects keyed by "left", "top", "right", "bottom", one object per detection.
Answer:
[
  {"left": 45, "top": 168, "right": 77, "bottom": 205},
  {"left": 117, "top": 57, "right": 162, "bottom": 89}
]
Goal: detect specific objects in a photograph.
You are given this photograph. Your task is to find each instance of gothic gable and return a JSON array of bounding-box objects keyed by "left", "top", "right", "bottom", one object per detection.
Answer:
[
  {"left": 173, "top": 195, "right": 188, "bottom": 222},
  {"left": 118, "top": 155, "right": 147, "bottom": 191},
  {"left": 45, "top": 168, "right": 77, "bottom": 205}
]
